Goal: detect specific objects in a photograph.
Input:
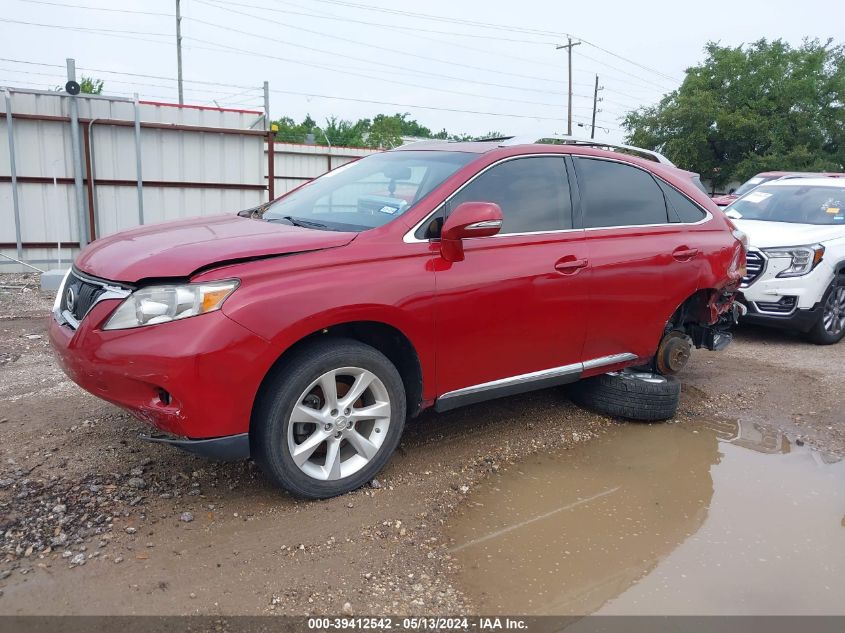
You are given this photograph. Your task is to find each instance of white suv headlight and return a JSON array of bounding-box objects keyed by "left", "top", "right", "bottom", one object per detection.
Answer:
[
  {"left": 103, "top": 280, "right": 239, "bottom": 330},
  {"left": 762, "top": 244, "right": 825, "bottom": 278}
]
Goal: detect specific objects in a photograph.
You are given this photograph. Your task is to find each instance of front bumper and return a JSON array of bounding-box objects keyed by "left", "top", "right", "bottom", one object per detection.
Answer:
[
  {"left": 49, "top": 299, "right": 270, "bottom": 443},
  {"left": 737, "top": 293, "right": 822, "bottom": 332}
]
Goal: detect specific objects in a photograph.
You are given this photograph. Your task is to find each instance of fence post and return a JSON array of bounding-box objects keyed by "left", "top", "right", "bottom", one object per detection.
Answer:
[
  {"left": 3, "top": 89, "right": 23, "bottom": 260},
  {"left": 66, "top": 58, "right": 88, "bottom": 249},
  {"left": 133, "top": 93, "right": 144, "bottom": 225},
  {"left": 267, "top": 131, "right": 275, "bottom": 201}
]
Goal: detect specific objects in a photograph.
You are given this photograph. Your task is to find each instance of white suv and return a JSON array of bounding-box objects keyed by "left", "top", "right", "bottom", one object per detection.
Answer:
[{"left": 726, "top": 178, "right": 845, "bottom": 344}]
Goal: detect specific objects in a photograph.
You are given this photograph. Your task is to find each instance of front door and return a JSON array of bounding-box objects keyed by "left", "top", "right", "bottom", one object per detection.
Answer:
[{"left": 432, "top": 155, "right": 589, "bottom": 404}]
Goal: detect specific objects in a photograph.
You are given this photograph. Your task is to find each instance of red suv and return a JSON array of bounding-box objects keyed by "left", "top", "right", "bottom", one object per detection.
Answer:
[{"left": 49, "top": 138, "right": 744, "bottom": 498}]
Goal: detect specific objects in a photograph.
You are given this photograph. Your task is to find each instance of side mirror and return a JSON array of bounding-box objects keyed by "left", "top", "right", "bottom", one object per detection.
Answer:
[
  {"left": 728, "top": 188, "right": 736, "bottom": 194},
  {"left": 440, "top": 201, "right": 503, "bottom": 262}
]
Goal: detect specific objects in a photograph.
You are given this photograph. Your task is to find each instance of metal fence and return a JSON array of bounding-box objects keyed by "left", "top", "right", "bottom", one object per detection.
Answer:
[{"left": 1, "top": 85, "right": 378, "bottom": 273}]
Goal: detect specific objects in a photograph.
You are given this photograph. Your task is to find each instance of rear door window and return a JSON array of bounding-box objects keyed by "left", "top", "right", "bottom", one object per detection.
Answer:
[{"left": 574, "top": 158, "right": 670, "bottom": 228}]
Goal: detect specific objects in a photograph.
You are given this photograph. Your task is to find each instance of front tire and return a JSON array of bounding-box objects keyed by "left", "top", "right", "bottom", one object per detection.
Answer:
[
  {"left": 808, "top": 276, "right": 845, "bottom": 345},
  {"left": 252, "top": 338, "right": 406, "bottom": 499}
]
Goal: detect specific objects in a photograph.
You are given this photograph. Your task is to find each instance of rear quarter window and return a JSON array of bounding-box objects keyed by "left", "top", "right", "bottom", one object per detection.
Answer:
[{"left": 658, "top": 181, "right": 708, "bottom": 223}]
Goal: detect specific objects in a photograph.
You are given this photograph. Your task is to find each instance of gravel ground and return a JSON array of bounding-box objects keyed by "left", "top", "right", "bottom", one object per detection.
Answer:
[{"left": 0, "top": 272, "right": 841, "bottom": 614}]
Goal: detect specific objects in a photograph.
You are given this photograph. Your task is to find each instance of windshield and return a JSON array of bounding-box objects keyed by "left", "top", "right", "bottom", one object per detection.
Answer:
[
  {"left": 263, "top": 150, "right": 475, "bottom": 232},
  {"left": 733, "top": 175, "right": 779, "bottom": 196},
  {"left": 725, "top": 184, "right": 845, "bottom": 225}
]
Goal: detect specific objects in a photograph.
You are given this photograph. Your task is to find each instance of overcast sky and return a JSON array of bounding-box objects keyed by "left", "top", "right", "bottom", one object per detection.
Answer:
[{"left": 2, "top": 0, "right": 843, "bottom": 143}]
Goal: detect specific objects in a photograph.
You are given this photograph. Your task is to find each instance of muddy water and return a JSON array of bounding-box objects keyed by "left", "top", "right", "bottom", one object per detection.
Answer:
[{"left": 448, "top": 420, "right": 845, "bottom": 615}]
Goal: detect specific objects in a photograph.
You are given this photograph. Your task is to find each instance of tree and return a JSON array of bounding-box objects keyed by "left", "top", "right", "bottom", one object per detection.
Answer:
[
  {"left": 55, "top": 75, "right": 104, "bottom": 95},
  {"left": 623, "top": 39, "right": 845, "bottom": 191},
  {"left": 366, "top": 114, "right": 403, "bottom": 149},
  {"left": 79, "top": 76, "right": 104, "bottom": 94}
]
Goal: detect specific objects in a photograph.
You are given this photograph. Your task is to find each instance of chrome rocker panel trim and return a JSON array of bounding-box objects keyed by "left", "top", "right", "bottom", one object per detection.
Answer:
[{"left": 434, "top": 352, "right": 638, "bottom": 412}]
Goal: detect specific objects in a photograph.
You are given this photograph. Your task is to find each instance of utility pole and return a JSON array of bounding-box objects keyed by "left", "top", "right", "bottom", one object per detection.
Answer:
[
  {"left": 590, "top": 74, "right": 599, "bottom": 139},
  {"left": 175, "top": 0, "right": 184, "bottom": 104},
  {"left": 556, "top": 37, "right": 581, "bottom": 135}
]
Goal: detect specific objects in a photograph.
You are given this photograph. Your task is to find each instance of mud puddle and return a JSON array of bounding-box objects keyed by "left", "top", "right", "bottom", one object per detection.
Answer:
[{"left": 447, "top": 419, "right": 845, "bottom": 615}]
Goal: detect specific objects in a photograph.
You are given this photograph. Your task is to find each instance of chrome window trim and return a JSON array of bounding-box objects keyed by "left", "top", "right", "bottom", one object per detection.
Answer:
[
  {"left": 402, "top": 154, "right": 711, "bottom": 244},
  {"left": 52, "top": 267, "right": 132, "bottom": 330},
  {"left": 436, "top": 352, "right": 638, "bottom": 402}
]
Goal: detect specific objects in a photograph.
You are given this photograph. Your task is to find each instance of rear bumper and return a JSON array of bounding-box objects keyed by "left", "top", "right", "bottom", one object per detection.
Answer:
[{"left": 48, "top": 301, "right": 270, "bottom": 440}]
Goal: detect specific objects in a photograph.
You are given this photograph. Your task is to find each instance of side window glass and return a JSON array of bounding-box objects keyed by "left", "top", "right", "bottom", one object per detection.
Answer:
[
  {"left": 575, "top": 158, "right": 669, "bottom": 228},
  {"left": 442, "top": 156, "right": 572, "bottom": 236},
  {"left": 658, "top": 180, "right": 708, "bottom": 223}
]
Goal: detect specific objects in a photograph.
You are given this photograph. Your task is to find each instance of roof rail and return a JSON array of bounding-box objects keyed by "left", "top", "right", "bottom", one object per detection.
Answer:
[{"left": 497, "top": 135, "right": 675, "bottom": 166}]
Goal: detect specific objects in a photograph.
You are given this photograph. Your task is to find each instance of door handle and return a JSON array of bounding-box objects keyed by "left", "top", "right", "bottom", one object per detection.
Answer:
[
  {"left": 554, "top": 257, "right": 588, "bottom": 274},
  {"left": 672, "top": 247, "right": 699, "bottom": 261}
]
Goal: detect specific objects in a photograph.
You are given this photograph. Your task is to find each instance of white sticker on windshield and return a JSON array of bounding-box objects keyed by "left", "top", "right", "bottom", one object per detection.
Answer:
[
  {"left": 379, "top": 205, "right": 398, "bottom": 215},
  {"left": 747, "top": 177, "right": 764, "bottom": 185},
  {"left": 743, "top": 191, "right": 772, "bottom": 204}
]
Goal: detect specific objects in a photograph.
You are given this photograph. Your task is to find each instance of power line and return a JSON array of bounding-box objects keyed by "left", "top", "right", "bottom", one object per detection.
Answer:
[
  {"left": 12, "top": 0, "right": 171, "bottom": 18},
  {"left": 184, "top": 35, "right": 581, "bottom": 109},
  {"left": 211, "top": 0, "right": 611, "bottom": 90},
  {"left": 0, "top": 57, "right": 258, "bottom": 91},
  {"left": 0, "top": 17, "right": 170, "bottom": 38},
  {"left": 299, "top": 0, "right": 680, "bottom": 83},
  {"left": 194, "top": 0, "right": 584, "bottom": 93},
  {"left": 268, "top": 87, "right": 567, "bottom": 123}
]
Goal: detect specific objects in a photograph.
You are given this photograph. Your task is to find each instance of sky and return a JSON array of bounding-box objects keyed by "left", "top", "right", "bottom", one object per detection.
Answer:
[{"left": 1, "top": 0, "right": 843, "bottom": 144}]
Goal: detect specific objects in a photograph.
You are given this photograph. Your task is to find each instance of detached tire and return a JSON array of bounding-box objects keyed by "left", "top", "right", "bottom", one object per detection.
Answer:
[
  {"left": 572, "top": 370, "right": 680, "bottom": 421},
  {"left": 252, "top": 338, "right": 406, "bottom": 499}
]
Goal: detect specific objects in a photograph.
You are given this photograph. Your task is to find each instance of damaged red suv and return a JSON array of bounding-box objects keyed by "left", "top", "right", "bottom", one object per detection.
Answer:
[{"left": 49, "top": 137, "right": 744, "bottom": 498}]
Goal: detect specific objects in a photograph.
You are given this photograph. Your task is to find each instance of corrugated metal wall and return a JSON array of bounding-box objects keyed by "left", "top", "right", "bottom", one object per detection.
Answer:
[
  {"left": 269, "top": 143, "right": 381, "bottom": 195},
  {"left": 1, "top": 87, "right": 379, "bottom": 272}
]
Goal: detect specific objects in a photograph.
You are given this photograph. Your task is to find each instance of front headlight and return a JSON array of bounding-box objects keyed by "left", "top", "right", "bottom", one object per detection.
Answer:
[
  {"left": 103, "top": 280, "right": 239, "bottom": 330},
  {"left": 762, "top": 244, "right": 825, "bottom": 278}
]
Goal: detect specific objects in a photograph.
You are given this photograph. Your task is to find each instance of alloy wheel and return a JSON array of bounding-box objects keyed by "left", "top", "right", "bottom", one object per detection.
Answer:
[
  {"left": 286, "top": 367, "right": 391, "bottom": 481},
  {"left": 822, "top": 286, "right": 845, "bottom": 336}
]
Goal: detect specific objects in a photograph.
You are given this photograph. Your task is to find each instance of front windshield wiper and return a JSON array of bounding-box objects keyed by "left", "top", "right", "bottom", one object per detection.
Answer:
[{"left": 267, "top": 215, "right": 329, "bottom": 229}]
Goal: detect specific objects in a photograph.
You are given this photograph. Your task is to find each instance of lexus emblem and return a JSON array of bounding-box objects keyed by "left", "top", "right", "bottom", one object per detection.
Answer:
[{"left": 65, "top": 286, "right": 76, "bottom": 311}]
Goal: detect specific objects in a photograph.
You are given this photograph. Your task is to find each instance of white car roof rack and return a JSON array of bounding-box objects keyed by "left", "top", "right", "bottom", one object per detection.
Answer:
[{"left": 495, "top": 134, "right": 675, "bottom": 166}]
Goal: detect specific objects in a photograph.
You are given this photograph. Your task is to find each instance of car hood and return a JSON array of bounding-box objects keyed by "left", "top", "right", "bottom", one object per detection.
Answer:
[
  {"left": 712, "top": 194, "right": 737, "bottom": 206},
  {"left": 75, "top": 214, "right": 357, "bottom": 283},
  {"left": 732, "top": 219, "right": 845, "bottom": 249}
]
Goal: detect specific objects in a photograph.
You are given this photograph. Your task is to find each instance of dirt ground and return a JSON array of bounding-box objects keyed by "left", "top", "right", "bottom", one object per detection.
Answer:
[{"left": 0, "top": 272, "right": 842, "bottom": 615}]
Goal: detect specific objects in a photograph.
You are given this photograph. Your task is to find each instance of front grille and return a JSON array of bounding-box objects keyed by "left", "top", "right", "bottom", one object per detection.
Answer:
[
  {"left": 754, "top": 296, "right": 797, "bottom": 314},
  {"left": 742, "top": 250, "right": 765, "bottom": 286},
  {"left": 60, "top": 272, "right": 107, "bottom": 323}
]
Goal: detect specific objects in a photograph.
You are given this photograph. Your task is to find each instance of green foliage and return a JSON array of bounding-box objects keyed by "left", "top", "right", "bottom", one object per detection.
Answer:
[
  {"left": 80, "top": 76, "right": 104, "bottom": 94},
  {"left": 55, "top": 75, "right": 104, "bottom": 95},
  {"left": 270, "top": 112, "right": 499, "bottom": 148},
  {"left": 623, "top": 39, "right": 845, "bottom": 189}
]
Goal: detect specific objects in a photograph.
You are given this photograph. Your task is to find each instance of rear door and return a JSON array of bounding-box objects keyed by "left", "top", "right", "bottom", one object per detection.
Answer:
[
  {"left": 432, "top": 155, "right": 590, "bottom": 403},
  {"left": 571, "top": 157, "right": 703, "bottom": 364}
]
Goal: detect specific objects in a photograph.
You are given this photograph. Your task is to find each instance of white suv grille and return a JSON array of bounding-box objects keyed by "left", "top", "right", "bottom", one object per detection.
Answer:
[{"left": 742, "top": 250, "right": 765, "bottom": 287}]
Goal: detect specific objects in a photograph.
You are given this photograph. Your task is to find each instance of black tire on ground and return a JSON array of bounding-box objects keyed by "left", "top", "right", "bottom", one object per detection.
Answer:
[
  {"left": 251, "top": 337, "right": 406, "bottom": 499},
  {"left": 807, "top": 276, "right": 845, "bottom": 345},
  {"left": 571, "top": 370, "right": 681, "bottom": 421}
]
